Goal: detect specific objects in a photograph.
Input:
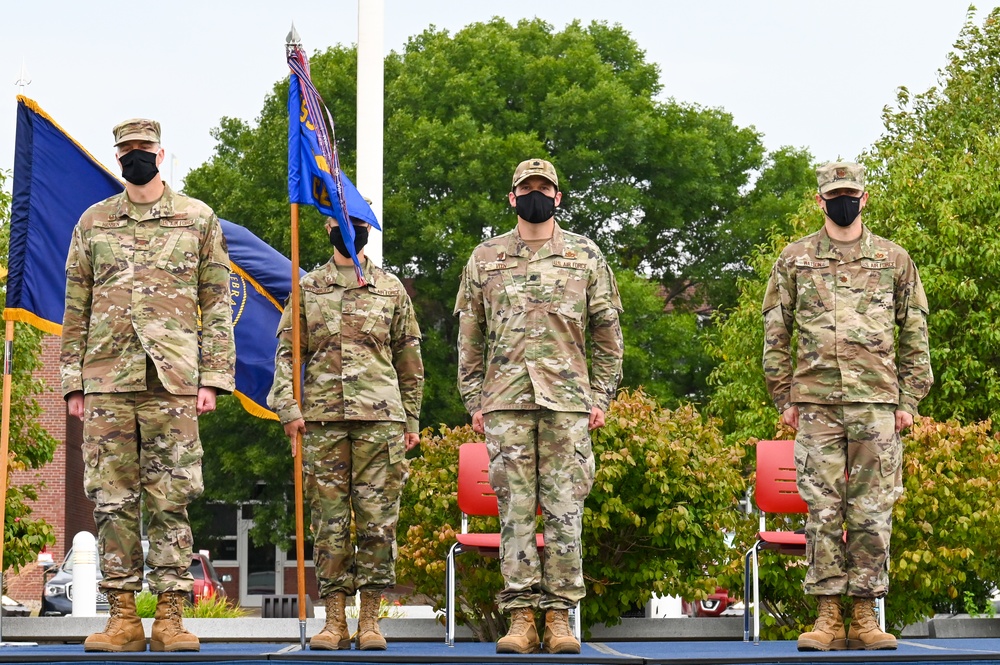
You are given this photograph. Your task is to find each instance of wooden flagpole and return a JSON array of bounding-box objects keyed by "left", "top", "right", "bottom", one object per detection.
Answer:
[
  {"left": 289, "top": 203, "right": 308, "bottom": 647},
  {"left": 0, "top": 320, "right": 14, "bottom": 641}
]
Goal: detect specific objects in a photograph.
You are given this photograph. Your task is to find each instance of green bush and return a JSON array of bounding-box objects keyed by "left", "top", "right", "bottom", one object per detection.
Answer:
[
  {"left": 889, "top": 418, "right": 1000, "bottom": 627},
  {"left": 583, "top": 390, "right": 746, "bottom": 628},
  {"left": 396, "top": 390, "right": 748, "bottom": 639},
  {"left": 134, "top": 591, "right": 248, "bottom": 618}
]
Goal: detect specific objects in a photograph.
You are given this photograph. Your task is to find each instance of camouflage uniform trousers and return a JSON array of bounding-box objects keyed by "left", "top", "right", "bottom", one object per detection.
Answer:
[
  {"left": 794, "top": 402, "right": 903, "bottom": 597},
  {"left": 82, "top": 360, "right": 202, "bottom": 594},
  {"left": 304, "top": 421, "right": 408, "bottom": 598},
  {"left": 484, "top": 410, "right": 595, "bottom": 613}
]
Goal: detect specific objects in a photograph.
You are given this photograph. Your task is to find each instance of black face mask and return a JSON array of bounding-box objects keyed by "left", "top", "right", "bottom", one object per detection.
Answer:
[
  {"left": 515, "top": 190, "right": 557, "bottom": 224},
  {"left": 329, "top": 225, "right": 369, "bottom": 258},
  {"left": 823, "top": 194, "right": 863, "bottom": 227},
  {"left": 119, "top": 149, "right": 159, "bottom": 186}
]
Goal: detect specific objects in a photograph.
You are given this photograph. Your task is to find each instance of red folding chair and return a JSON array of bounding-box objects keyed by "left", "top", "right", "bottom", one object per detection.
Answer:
[
  {"left": 445, "top": 442, "right": 579, "bottom": 646},
  {"left": 743, "top": 439, "right": 884, "bottom": 644}
]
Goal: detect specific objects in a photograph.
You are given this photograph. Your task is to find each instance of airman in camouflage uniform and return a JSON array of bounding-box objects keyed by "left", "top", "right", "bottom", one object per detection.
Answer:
[
  {"left": 762, "top": 161, "right": 932, "bottom": 652},
  {"left": 61, "top": 118, "right": 235, "bottom": 653},
  {"left": 268, "top": 215, "right": 423, "bottom": 651},
  {"left": 455, "top": 159, "right": 623, "bottom": 654}
]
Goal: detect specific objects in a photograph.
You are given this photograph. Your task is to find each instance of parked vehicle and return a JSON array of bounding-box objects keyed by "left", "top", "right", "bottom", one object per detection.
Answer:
[
  {"left": 189, "top": 551, "right": 228, "bottom": 603},
  {"left": 42, "top": 546, "right": 228, "bottom": 616},
  {"left": 682, "top": 587, "right": 743, "bottom": 617}
]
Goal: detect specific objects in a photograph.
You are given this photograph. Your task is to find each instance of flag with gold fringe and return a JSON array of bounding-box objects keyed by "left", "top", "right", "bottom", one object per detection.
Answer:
[{"left": 5, "top": 96, "right": 296, "bottom": 419}]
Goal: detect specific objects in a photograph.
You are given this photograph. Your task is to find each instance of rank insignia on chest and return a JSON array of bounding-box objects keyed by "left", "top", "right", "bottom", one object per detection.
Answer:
[
  {"left": 564, "top": 250, "right": 577, "bottom": 259},
  {"left": 874, "top": 251, "right": 887, "bottom": 259},
  {"left": 497, "top": 250, "right": 506, "bottom": 262}
]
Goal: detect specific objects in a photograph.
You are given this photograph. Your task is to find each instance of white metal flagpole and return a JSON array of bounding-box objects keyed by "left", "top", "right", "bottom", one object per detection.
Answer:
[{"left": 356, "top": 0, "right": 385, "bottom": 266}]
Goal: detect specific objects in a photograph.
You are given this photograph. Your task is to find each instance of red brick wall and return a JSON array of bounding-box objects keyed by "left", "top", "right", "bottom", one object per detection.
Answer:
[{"left": 7, "top": 334, "right": 69, "bottom": 605}]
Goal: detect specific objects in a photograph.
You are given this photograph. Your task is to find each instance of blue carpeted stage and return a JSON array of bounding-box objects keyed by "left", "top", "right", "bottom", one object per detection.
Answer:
[{"left": 2, "top": 639, "right": 1000, "bottom": 665}]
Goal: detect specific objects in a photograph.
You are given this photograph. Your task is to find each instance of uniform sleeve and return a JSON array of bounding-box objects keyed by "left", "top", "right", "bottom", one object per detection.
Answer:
[
  {"left": 587, "top": 260, "right": 624, "bottom": 411},
  {"left": 762, "top": 257, "right": 796, "bottom": 413},
  {"left": 197, "top": 214, "right": 237, "bottom": 394},
  {"left": 895, "top": 258, "right": 933, "bottom": 415},
  {"left": 267, "top": 292, "right": 306, "bottom": 424},
  {"left": 455, "top": 257, "right": 487, "bottom": 415},
  {"left": 390, "top": 288, "right": 424, "bottom": 434},
  {"left": 60, "top": 222, "right": 93, "bottom": 397}
]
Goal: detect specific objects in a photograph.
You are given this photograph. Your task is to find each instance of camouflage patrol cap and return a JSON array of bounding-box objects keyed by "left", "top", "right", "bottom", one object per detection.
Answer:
[
  {"left": 113, "top": 118, "right": 161, "bottom": 146},
  {"left": 512, "top": 158, "right": 559, "bottom": 190},
  {"left": 816, "top": 161, "right": 865, "bottom": 195}
]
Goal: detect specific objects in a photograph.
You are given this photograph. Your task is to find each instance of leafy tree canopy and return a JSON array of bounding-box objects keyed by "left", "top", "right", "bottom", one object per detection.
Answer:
[{"left": 185, "top": 17, "right": 804, "bottom": 428}]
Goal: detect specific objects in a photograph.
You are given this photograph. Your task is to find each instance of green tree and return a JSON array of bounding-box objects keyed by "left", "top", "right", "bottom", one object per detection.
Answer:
[
  {"left": 615, "top": 270, "right": 711, "bottom": 405},
  {"left": 184, "top": 18, "right": 771, "bottom": 429},
  {"left": 0, "top": 169, "right": 58, "bottom": 573},
  {"left": 191, "top": 396, "right": 292, "bottom": 550},
  {"left": 864, "top": 7, "right": 1000, "bottom": 427},
  {"left": 713, "top": 147, "right": 815, "bottom": 310}
]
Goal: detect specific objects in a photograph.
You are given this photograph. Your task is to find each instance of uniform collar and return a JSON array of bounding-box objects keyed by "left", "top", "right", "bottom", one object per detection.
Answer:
[
  {"left": 815, "top": 224, "right": 879, "bottom": 262},
  {"left": 324, "top": 255, "right": 376, "bottom": 288},
  {"left": 507, "top": 221, "right": 567, "bottom": 260},
  {"left": 112, "top": 183, "right": 178, "bottom": 222}
]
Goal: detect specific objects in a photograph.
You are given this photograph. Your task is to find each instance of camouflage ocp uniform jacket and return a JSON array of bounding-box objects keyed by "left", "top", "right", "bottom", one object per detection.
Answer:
[
  {"left": 455, "top": 222, "right": 624, "bottom": 415},
  {"left": 762, "top": 224, "right": 933, "bottom": 415},
  {"left": 60, "top": 185, "right": 236, "bottom": 397},
  {"left": 268, "top": 257, "right": 424, "bottom": 432}
]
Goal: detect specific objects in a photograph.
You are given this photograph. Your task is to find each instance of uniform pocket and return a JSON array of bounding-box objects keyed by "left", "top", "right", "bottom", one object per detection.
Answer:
[
  {"left": 572, "top": 437, "right": 596, "bottom": 499},
  {"left": 361, "top": 296, "right": 392, "bottom": 343},
  {"left": 551, "top": 273, "right": 587, "bottom": 324},
  {"left": 877, "top": 440, "right": 902, "bottom": 479},
  {"left": 796, "top": 271, "right": 832, "bottom": 321},
  {"left": 313, "top": 289, "right": 343, "bottom": 338},
  {"left": 484, "top": 438, "right": 510, "bottom": 505},
  {"left": 387, "top": 425, "right": 406, "bottom": 465},
  {"left": 91, "top": 223, "right": 128, "bottom": 284},
  {"left": 155, "top": 221, "right": 199, "bottom": 283}
]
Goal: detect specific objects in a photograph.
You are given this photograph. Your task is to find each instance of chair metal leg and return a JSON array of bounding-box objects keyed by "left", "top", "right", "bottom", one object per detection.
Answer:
[
  {"left": 445, "top": 542, "right": 461, "bottom": 646},
  {"left": 752, "top": 542, "right": 761, "bottom": 645},
  {"left": 573, "top": 601, "right": 581, "bottom": 641},
  {"left": 743, "top": 547, "right": 753, "bottom": 642},
  {"left": 877, "top": 596, "right": 886, "bottom": 632}
]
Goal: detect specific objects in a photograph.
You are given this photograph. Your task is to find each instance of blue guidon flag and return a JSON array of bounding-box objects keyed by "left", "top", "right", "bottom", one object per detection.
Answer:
[
  {"left": 286, "top": 31, "right": 380, "bottom": 284},
  {"left": 5, "top": 96, "right": 297, "bottom": 419}
]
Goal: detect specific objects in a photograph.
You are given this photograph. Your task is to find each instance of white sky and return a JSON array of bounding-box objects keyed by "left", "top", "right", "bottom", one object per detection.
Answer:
[{"left": 0, "top": 1, "right": 993, "bottom": 190}]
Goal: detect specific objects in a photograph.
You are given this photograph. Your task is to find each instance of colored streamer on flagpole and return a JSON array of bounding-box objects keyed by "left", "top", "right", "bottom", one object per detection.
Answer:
[{"left": 286, "top": 27, "right": 309, "bottom": 647}]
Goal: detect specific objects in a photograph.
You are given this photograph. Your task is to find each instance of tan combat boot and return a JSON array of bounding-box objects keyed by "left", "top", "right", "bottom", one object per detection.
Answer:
[
  {"left": 150, "top": 591, "right": 200, "bottom": 652},
  {"left": 356, "top": 589, "right": 387, "bottom": 650},
  {"left": 848, "top": 597, "right": 897, "bottom": 650},
  {"left": 543, "top": 608, "right": 580, "bottom": 654},
  {"left": 797, "top": 595, "right": 847, "bottom": 651},
  {"left": 496, "top": 607, "right": 540, "bottom": 654},
  {"left": 310, "top": 592, "right": 352, "bottom": 650},
  {"left": 84, "top": 590, "right": 146, "bottom": 652}
]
